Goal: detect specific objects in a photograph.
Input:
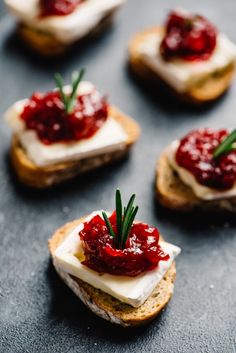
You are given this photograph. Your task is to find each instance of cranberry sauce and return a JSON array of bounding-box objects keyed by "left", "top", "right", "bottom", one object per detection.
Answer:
[
  {"left": 20, "top": 89, "right": 108, "bottom": 145},
  {"left": 176, "top": 128, "right": 236, "bottom": 190},
  {"left": 79, "top": 212, "right": 170, "bottom": 277},
  {"left": 40, "top": 0, "right": 83, "bottom": 17},
  {"left": 160, "top": 10, "right": 217, "bottom": 61}
]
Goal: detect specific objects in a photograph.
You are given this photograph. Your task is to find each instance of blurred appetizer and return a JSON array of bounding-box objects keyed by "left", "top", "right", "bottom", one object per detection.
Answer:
[
  {"left": 129, "top": 9, "right": 236, "bottom": 103},
  {"left": 156, "top": 128, "right": 236, "bottom": 211},
  {"left": 4, "top": 0, "right": 126, "bottom": 56},
  {"left": 5, "top": 69, "right": 140, "bottom": 188},
  {"left": 49, "top": 190, "right": 181, "bottom": 326}
]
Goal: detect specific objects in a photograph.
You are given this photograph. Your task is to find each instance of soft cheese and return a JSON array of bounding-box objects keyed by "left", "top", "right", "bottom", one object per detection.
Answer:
[
  {"left": 5, "top": 81, "right": 128, "bottom": 167},
  {"left": 138, "top": 32, "right": 236, "bottom": 93},
  {"left": 4, "top": 0, "right": 126, "bottom": 44},
  {"left": 54, "top": 211, "right": 181, "bottom": 308},
  {"left": 166, "top": 140, "right": 236, "bottom": 200}
]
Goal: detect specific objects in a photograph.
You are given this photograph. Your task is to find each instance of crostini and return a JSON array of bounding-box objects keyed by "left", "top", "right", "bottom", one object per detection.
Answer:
[
  {"left": 5, "top": 69, "right": 140, "bottom": 188},
  {"left": 48, "top": 190, "right": 181, "bottom": 326},
  {"left": 129, "top": 9, "right": 236, "bottom": 104},
  {"left": 4, "top": 0, "right": 126, "bottom": 56},
  {"left": 156, "top": 128, "right": 236, "bottom": 212}
]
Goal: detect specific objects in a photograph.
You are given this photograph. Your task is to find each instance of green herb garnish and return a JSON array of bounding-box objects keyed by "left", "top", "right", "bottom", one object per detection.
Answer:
[
  {"left": 102, "top": 189, "right": 139, "bottom": 250},
  {"left": 54, "top": 68, "right": 85, "bottom": 114},
  {"left": 213, "top": 129, "right": 236, "bottom": 158}
]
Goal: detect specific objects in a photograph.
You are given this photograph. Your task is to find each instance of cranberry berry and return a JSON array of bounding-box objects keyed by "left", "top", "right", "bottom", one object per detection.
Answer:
[
  {"left": 160, "top": 10, "right": 217, "bottom": 61},
  {"left": 20, "top": 89, "right": 108, "bottom": 145},
  {"left": 79, "top": 212, "right": 169, "bottom": 277},
  {"left": 40, "top": 0, "right": 83, "bottom": 17},
  {"left": 176, "top": 128, "right": 236, "bottom": 190}
]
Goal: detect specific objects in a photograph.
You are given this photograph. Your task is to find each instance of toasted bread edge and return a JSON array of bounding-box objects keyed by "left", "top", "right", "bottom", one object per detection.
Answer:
[
  {"left": 128, "top": 27, "right": 235, "bottom": 104},
  {"left": 10, "top": 106, "right": 140, "bottom": 188},
  {"left": 156, "top": 151, "right": 236, "bottom": 212},
  {"left": 48, "top": 218, "right": 177, "bottom": 327},
  {"left": 17, "top": 9, "right": 116, "bottom": 56}
]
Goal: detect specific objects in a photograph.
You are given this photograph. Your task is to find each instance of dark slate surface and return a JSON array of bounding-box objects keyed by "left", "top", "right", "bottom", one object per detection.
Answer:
[{"left": 0, "top": 1, "right": 236, "bottom": 352}]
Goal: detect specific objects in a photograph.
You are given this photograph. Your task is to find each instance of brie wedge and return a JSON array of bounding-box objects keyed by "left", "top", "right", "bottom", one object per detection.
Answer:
[
  {"left": 166, "top": 140, "right": 236, "bottom": 200},
  {"left": 4, "top": 0, "right": 126, "bottom": 44},
  {"left": 5, "top": 81, "right": 128, "bottom": 167},
  {"left": 54, "top": 211, "right": 181, "bottom": 308},
  {"left": 138, "top": 32, "right": 236, "bottom": 93}
]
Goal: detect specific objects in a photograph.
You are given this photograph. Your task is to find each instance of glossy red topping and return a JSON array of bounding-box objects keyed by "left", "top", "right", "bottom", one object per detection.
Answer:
[
  {"left": 176, "top": 128, "right": 236, "bottom": 190},
  {"left": 20, "top": 88, "right": 108, "bottom": 145},
  {"left": 40, "top": 0, "right": 83, "bottom": 17},
  {"left": 160, "top": 10, "right": 217, "bottom": 61},
  {"left": 79, "top": 212, "right": 169, "bottom": 277}
]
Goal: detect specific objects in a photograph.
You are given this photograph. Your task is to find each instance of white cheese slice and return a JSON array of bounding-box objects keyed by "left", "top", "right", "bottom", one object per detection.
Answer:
[
  {"left": 5, "top": 81, "right": 128, "bottom": 167},
  {"left": 4, "top": 0, "right": 126, "bottom": 44},
  {"left": 54, "top": 211, "right": 181, "bottom": 308},
  {"left": 166, "top": 140, "right": 236, "bottom": 200},
  {"left": 138, "top": 32, "right": 236, "bottom": 93}
]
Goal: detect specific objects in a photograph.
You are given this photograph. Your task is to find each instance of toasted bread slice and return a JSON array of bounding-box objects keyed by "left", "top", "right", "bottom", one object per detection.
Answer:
[
  {"left": 156, "top": 151, "right": 236, "bottom": 212},
  {"left": 17, "top": 10, "right": 115, "bottom": 56},
  {"left": 10, "top": 106, "right": 140, "bottom": 188},
  {"left": 128, "top": 28, "right": 235, "bottom": 104},
  {"left": 48, "top": 217, "right": 177, "bottom": 327}
]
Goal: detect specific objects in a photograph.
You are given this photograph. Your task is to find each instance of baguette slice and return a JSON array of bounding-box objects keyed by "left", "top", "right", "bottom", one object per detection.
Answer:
[
  {"left": 156, "top": 150, "right": 236, "bottom": 212},
  {"left": 128, "top": 27, "right": 235, "bottom": 104},
  {"left": 17, "top": 10, "right": 115, "bottom": 56},
  {"left": 10, "top": 106, "right": 140, "bottom": 188},
  {"left": 48, "top": 218, "right": 177, "bottom": 327}
]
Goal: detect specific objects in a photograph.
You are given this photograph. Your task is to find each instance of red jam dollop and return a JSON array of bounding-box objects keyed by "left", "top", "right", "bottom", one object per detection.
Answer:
[
  {"left": 176, "top": 128, "right": 236, "bottom": 190},
  {"left": 40, "top": 0, "right": 83, "bottom": 17},
  {"left": 20, "top": 89, "right": 108, "bottom": 145},
  {"left": 79, "top": 212, "right": 170, "bottom": 277},
  {"left": 160, "top": 10, "right": 217, "bottom": 61}
]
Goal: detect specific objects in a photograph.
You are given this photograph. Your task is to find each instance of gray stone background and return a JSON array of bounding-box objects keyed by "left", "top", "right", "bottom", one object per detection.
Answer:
[{"left": 0, "top": 1, "right": 236, "bottom": 352}]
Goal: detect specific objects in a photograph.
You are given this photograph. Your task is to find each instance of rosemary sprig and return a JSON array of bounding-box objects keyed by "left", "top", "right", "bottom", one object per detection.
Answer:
[
  {"left": 102, "top": 190, "right": 139, "bottom": 250},
  {"left": 54, "top": 68, "right": 85, "bottom": 114},
  {"left": 213, "top": 129, "right": 236, "bottom": 159},
  {"left": 122, "top": 205, "right": 139, "bottom": 247},
  {"left": 102, "top": 211, "right": 116, "bottom": 239},
  {"left": 115, "top": 189, "right": 123, "bottom": 248}
]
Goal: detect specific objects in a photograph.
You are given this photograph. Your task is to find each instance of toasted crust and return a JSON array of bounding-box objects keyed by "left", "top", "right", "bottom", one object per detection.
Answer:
[
  {"left": 128, "top": 27, "right": 235, "bottom": 104},
  {"left": 156, "top": 151, "right": 236, "bottom": 212},
  {"left": 48, "top": 217, "right": 177, "bottom": 327},
  {"left": 17, "top": 10, "right": 115, "bottom": 56},
  {"left": 10, "top": 106, "right": 140, "bottom": 188}
]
